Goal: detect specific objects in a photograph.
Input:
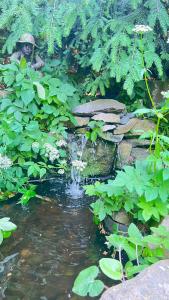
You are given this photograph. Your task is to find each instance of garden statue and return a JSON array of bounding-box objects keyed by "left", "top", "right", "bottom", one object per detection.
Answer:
[{"left": 10, "top": 33, "right": 44, "bottom": 70}]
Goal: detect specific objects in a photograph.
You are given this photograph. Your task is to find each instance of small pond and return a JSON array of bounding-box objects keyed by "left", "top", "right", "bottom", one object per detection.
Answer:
[{"left": 0, "top": 179, "right": 103, "bottom": 300}]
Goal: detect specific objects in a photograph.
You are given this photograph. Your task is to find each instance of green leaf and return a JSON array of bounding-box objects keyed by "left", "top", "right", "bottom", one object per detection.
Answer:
[
  {"left": 128, "top": 223, "right": 143, "bottom": 240},
  {"left": 33, "top": 81, "right": 46, "bottom": 99},
  {"left": 72, "top": 266, "right": 99, "bottom": 297},
  {"left": 163, "top": 169, "right": 169, "bottom": 181},
  {"left": 99, "top": 258, "right": 123, "bottom": 280},
  {"left": 0, "top": 217, "right": 17, "bottom": 231},
  {"left": 21, "top": 89, "right": 35, "bottom": 106},
  {"left": 88, "top": 280, "right": 104, "bottom": 297},
  {"left": 145, "top": 187, "right": 158, "bottom": 201}
]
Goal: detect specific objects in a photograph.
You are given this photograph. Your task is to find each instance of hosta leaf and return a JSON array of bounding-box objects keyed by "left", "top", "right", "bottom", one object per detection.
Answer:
[
  {"left": 99, "top": 258, "right": 123, "bottom": 280},
  {"left": 72, "top": 266, "right": 99, "bottom": 296}
]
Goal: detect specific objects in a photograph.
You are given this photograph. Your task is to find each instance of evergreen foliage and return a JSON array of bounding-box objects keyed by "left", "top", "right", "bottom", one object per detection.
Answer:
[{"left": 0, "top": 0, "right": 169, "bottom": 95}]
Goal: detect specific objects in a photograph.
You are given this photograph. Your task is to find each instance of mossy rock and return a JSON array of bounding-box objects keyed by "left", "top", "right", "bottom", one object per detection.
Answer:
[{"left": 81, "top": 139, "right": 117, "bottom": 177}]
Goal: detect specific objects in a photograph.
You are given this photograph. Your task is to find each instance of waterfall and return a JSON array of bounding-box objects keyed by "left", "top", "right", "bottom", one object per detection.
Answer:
[{"left": 66, "top": 134, "right": 87, "bottom": 199}]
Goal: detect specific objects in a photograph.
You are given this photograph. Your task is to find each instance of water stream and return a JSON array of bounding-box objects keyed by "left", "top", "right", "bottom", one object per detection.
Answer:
[
  {"left": 0, "top": 179, "right": 103, "bottom": 300},
  {"left": 66, "top": 134, "right": 87, "bottom": 199}
]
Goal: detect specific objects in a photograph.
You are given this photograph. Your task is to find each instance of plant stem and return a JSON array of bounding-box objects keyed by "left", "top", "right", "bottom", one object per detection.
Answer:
[
  {"left": 136, "top": 244, "right": 140, "bottom": 266},
  {"left": 119, "top": 247, "right": 125, "bottom": 282}
]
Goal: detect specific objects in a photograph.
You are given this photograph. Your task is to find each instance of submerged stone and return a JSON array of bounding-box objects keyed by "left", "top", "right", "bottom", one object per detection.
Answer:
[
  {"left": 100, "top": 260, "right": 169, "bottom": 300},
  {"left": 72, "top": 99, "right": 126, "bottom": 116}
]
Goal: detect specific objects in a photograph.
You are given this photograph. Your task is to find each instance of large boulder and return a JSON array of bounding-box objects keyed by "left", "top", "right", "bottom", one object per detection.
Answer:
[
  {"left": 100, "top": 260, "right": 169, "bottom": 300},
  {"left": 81, "top": 139, "right": 117, "bottom": 177},
  {"left": 72, "top": 99, "right": 126, "bottom": 116}
]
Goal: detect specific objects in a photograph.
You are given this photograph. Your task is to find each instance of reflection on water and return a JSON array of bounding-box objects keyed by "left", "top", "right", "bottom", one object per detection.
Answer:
[{"left": 0, "top": 179, "right": 103, "bottom": 300}]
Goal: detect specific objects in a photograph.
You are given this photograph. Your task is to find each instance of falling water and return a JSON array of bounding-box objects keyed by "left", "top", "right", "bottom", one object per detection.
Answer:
[{"left": 66, "top": 134, "right": 87, "bottom": 199}]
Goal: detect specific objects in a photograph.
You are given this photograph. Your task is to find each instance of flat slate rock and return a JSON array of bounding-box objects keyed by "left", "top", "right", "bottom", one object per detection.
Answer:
[
  {"left": 100, "top": 260, "right": 169, "bottom": 300},
  {"left": 114, "top": 118, "right": 138, "bottom": 135},
  {"left": 102, "top": 125, "right": 116, "bottom": 132},
  {"left": 114, "top": 118, "right": 155, "bottom": 135},
  {"left": 92, "top": 113, "right": 120, "bottom": 123},
  {"left": 74, "top": 116, "right": 89, "bottom": 127},
  {"left": 100, "top": 132, "right": 124, "bottom": 143},
  {"left": 72, "top": 99, "right": 126, "bottom": 116}
]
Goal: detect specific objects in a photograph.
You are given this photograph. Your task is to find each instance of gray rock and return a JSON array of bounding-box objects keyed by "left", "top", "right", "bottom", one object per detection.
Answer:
[
  {"left": 120, "top": 113, "right": 135, "bottom": 125},
  {"left": 102, "top": 125, "right": 116, "bottom": 132},
  {"left": 81, "top": 139, "right": 117, "bottom": 177},
  {"left": 100, "top": 259, "right": 169, "bottom": 300},
  {"left": 131, "top": 147, "right": 149, "bottom": 161},
  {"left": 117, "top": 141, "right": 133, "bottom": 168},
  {"left": 114, "top": 118, "right": 138, "bottom": 135},
  {"left": 124, "top": 138, "right": 152, "bottom": 148},
  {"left": 100, "top": 132, "right": 124, "bottom": 143},
  {"left": 72, "top": 99, "right": 126, "bottom": 116},
  {"left": 91, "top": 113, "right": 120, "bottom": 124}
]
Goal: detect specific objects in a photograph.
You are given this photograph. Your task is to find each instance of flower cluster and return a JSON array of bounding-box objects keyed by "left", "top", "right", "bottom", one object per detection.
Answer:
[
  {"left": 32, "top": 142, "right": 40, "bottom": 151},
  {"left": 56, "top": 140, "right": 67, "bottom": 147},
  {"left": 0, "top": 154, "right": 13, "bottom": 169},
  {"left": 58, "top": 169, "right": 65, "bottom": 175},
  {"left": 132, "top": 25, "right": 153, "bottom": 34},
  {"left": 44, "top": 143, "right": 59, "bottom": 163},
  {"left": 72, "top": 160, "right": 87, "bottom": 171},
  {"left": 161, "top": 90, "right": 169, "bottom": 98}
]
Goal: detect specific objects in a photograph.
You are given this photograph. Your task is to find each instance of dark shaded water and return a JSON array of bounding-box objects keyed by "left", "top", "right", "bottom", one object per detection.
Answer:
[{"left": 0, "top": 179, "right": 103, "bottom": 300}]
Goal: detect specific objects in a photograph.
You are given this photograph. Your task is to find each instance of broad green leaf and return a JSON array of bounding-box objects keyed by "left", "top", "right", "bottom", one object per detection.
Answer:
[
  {"left": 33, "top": 81, "right": 46, "bottom": 99},
  {"left": 128, "top": 223, "right": 143, "bottom": 240},
  {"left": 99, "top": 258, "right": 123, "bottom": 280},
  {"left": 88, "top": 280, "right": 104, "bottom": 297},
  {"left": 72, "top": 266, "right": 99, "bottom": 296},
  {"left": 0, "top": 217, "right": 17, "bottom": 231},
  {"left": 21, "top": 89, "right": 35, "bottom": 106}
]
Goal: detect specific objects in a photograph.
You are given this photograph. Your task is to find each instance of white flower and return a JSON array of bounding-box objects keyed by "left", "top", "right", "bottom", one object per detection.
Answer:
[
  {"left": 58, "top": 169, "right": 65, "bottom": 175},
  {"left": 56, "top": 140, "right": 67, "bottom": 147},
  {"left": 161, "top": 90, "right": 169, "bottom": 98},
  {"left": 77, "top": 151, "right": 83, "bottom": 157},
  {"left": 60, "top": 160, "right": 67, "bottom": 165},
  {"left": 72, "top": 160, "right": 87, "bottom": 171},
  {"left": 44, "top": 143, "right": 59, "bottom": 162},
  {"left": 0, "top": 154, "right": 13, "bottom": 169},
  {"left": 32, "top": 142, "right": 40, "bottom": 151},
  {"left": 132, "top": 25, "right": 153, "bottom": 34}
]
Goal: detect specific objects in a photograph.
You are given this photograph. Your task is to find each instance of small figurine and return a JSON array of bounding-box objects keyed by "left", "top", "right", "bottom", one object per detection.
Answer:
[{"left": 10, "top": 33, "right": 44, "bottom": 70}]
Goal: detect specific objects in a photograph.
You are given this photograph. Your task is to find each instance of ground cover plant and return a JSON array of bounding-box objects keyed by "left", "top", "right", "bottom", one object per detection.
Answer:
[
  {"left": 0, "top": 59, "right": 78, "bottom": 203},
  {"left": 72, "top": 19, "right": 169, "bottom": 297}
]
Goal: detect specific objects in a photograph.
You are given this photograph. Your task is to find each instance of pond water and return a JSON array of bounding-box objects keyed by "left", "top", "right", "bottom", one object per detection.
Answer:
[{"left": 0, "top": 179, "right": 104, "bottom": 300}]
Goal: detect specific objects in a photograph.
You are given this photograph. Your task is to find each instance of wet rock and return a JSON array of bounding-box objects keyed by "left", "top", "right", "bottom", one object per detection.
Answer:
[
  {"left": 131, "top": 147, "right": 149, "bottom": 161},
  {"left": 102, "top": 125, "right": 116, "bottom": 132},
  {"left": 91, "top": 113, "right": 120, "bottom": 124},
  {"left": 100, "top": 132, "right": 124, "bottom": 143},
  {"left": 82, "top": 139, "right": 117, "bottom": 177},
  {"left": 114, "top": 118, "right": 138, "bottom": 134},
  {"left": 104, "top": 211, "right": 130, "bottom": 233},
  {"left": 72, "top": 99, "right": 126, "bottom": 116},
  {"left": 20, "top": 249, "right": 32, "bottom": 258},
  {"left": 117, "top": 141, "right": 132, "bottom": 168},
  {"left": 100, "top": 259, "right": 169, "bottom": 300}
]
